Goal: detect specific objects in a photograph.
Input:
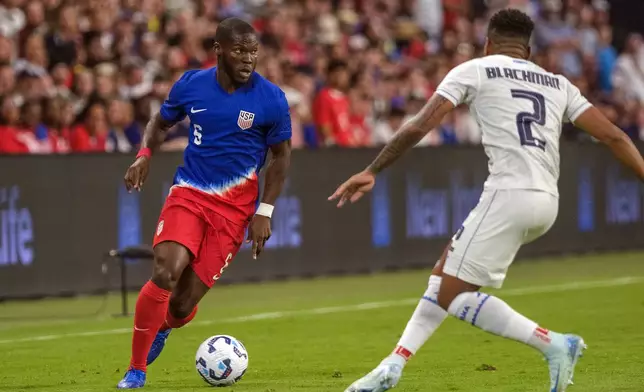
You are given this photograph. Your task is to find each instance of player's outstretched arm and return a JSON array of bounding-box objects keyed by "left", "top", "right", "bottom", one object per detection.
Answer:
[
  {"left": 329, "top": 94, "right": 454, "bottom": 207},
  {"left": 365, "top": 94, "right": 454, "bottom": 175},
  {"left": 124, "top": 112, "right": 177, "bottom": 192},
  {"left": 574, "top": 107, "right": 644, "bottom": 180}
]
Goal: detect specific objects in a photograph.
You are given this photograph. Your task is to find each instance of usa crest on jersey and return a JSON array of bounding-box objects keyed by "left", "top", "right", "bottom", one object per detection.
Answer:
[{"left": 237, "top": 110, "right": 255, "bottom": 130}]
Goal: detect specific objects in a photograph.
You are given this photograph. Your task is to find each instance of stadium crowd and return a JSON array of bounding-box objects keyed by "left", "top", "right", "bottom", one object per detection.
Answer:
[{"left": 0, "top": 0, "right": 641, "bottom": 154}]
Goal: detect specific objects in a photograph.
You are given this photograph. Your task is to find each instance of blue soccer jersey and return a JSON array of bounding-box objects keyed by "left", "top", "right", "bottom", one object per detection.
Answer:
[{"left": 159, "top": 68, "right": 292, "bottom": 223}]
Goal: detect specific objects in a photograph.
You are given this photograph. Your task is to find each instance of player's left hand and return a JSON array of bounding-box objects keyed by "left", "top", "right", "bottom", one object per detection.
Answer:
[
  {"left": 328, "top": 170, "right": 376, "bottom": 207},
  {"left": 246, "top": 215, "right": 271, "bottom": 260}
]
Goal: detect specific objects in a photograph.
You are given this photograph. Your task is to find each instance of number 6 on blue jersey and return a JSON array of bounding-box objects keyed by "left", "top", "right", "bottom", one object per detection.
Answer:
[
  {"left": 193, "top": 123, "right": 203, "bottom": 146},
  {"left": 511, "top": 89, "right": 546, "bottom": 150}
]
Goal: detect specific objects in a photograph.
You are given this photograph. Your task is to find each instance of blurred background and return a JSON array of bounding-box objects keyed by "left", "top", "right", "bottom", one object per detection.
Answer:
[{"left": 0, "top": 0, "right": 644, "bottom": 154}]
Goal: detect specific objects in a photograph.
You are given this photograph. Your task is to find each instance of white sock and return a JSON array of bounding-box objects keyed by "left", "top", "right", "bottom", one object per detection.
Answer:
[
  {"left": 387, "top": 275, "right": 448, "bottom": 367},
  {"left": 447, "top": 292, "right": 555, "bottom": 353}
]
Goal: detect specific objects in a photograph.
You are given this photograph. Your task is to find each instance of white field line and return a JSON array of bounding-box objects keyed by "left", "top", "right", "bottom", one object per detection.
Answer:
[{"left": 0, "top": 276, "right": 642, "bottom": 346}]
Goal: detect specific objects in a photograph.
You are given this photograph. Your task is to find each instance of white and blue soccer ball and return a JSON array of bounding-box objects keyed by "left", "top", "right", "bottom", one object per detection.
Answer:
[{"left": 195, "top": 335, "right": 249, "bottom": 386}]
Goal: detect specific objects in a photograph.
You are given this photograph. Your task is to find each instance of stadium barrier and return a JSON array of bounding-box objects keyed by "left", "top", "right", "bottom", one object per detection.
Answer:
[{"left": 1, "top": 143, "right": 643, "bottom": 299}]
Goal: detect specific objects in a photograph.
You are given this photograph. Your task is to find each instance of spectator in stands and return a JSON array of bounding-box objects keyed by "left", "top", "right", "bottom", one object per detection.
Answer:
[
  {"left": 613, "top": 33, "right": 644, "bottom": 103},
  {"left": 21, "top": 0, "right": 47, "bottom": 42},
  {"left": 0, "top": 35, "right": 13, "bottom": 64},
  {"left": 0, "top": 95, "right": 30, "bottom": 154},
  {"left": 70, "top": 101, "right": 108, "bottom": 153},
  {"left": 453, "top": 106, "right": 480, "bottom": 144},
  {"left": 577, "top": 4, "right": 598, "bottom": 59},
  {"left": 50, "top": 62, "right": 73, "bottom": 97},
  {"left": 43, "top": 96, "right": 71, "bottom": 154},
  {"left": 107, "top": 98, "right": 140, "bottom": 153},
  {"left": 0, "top": 64, "right": 16, "bottom": 96},
  {"left": 0, "top": 0, "right": 26, "bottom": 38},
  {"left": 20, "top": 99, "right": 47, "bottom": 144},
  {"left": 348, "top": 89, "right": 372, "bottom": 147},
  {"left": 95, "top": 65, "right": 118, "bottom": 101},
  {"left": 313, "top": 59, "right": 352, "bottom": 147},
  {"left": 372, "top": 106, "right": 406, "bottom": 146},
  {"left": 597, "top": 25, "right": 617, "bottom": 94},
  {"left": 535, "top": 0, "right": 582, "bottom": 78},
  {"left": 45, "top": 5, "right": 78, "bottom": 69},
  {"left": 71, "top": 69, "right": 94, "bottom": 116},
  {"left": 18, "top": 71, "right": 49, "bottom": 102},
  {"left": 0, "top": 0, "right": 640, "bottom": 154},
  {"left": 15, "top": 33, "right": 48, "bottom": 79}
]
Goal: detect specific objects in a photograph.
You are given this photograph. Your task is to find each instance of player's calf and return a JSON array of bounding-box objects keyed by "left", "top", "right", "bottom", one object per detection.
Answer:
[
  {"left": 164, "top": 303, "right": 198, "bottom": 329},
  {"left": 438, "top": 273, "right": 558, "bottom": 354},
  {"left": 387, "top": 274, "right": 447, "bottom": 368},
  {"left": 147, "top": 305, "right": 199, "bottom": 365},
  {"left": 118, "top": 242, "right": 193, "bottom": 390},
  {"left": 440, "top": 274, "right": 587, "bottom": 390},
  {"left": 345, "top": 273, "right": 448, "bottom": 392},
  {"left": 147, "top": 266, "right": 206, "bottom": 367}
]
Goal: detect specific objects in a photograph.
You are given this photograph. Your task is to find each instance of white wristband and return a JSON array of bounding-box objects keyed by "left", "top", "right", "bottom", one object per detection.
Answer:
[{"left": 256, "top": 203, "right": 274, "bottom": 218}]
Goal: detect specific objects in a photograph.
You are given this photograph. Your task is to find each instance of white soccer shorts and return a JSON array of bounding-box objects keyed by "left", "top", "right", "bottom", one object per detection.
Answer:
[{"left": 443, "top": 189, "right": 558, "bottom": 288}]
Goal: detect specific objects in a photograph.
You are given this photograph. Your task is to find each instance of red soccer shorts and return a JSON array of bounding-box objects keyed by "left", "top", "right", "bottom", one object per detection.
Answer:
[{"left": 153, "top": 187, "right": 247, "bottom": 287}]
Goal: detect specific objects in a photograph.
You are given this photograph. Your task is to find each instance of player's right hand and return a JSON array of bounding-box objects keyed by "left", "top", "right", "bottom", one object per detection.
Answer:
[
  {"left": 124, "top": 156, "right": 150, "bottom": 192},
  {"left": 328, "top": 170, "right": 376, "bottom": 208}
]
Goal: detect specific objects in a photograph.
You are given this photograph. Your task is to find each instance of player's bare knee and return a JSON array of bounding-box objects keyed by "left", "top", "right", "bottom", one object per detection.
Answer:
[
  {"left": 436, "top": 290, "right": 456, "bottom": 311},
  {"left": 151, "top": 256, "right": 183, "bottom": 291},
  {"left": 437, "top": 274, "right": 481, "bottom": 310}
]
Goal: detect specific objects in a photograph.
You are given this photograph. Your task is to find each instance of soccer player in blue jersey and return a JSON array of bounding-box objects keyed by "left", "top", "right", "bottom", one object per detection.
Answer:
[{"left": 117, "top": 18, "right": 292, "bottom": 389}]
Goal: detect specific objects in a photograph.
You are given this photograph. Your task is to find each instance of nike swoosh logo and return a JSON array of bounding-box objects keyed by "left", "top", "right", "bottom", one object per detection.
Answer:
[
  {"left": 191, "top": 107, "right": 207, "bottom": 113},
  {"left": 134, "top": 326, "right": 149, "bottom": 332}
]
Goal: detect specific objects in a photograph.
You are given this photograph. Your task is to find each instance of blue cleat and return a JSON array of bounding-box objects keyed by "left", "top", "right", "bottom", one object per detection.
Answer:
[
  {"left": 146, "top": 329, "right": 172, "bottom": 365},
  {"left": 117, "top": 368, "right": 146, "bottom": 389}
]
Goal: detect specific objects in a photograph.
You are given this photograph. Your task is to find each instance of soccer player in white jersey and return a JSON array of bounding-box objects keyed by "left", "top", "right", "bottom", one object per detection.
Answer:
[{"left": 329, "top": 9, "right": 644, "bottom": 392}]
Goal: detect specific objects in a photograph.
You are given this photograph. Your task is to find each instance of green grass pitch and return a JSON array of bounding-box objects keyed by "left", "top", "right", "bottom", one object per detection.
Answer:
[{"left": 1, "top": 252, "right": 643, "bottom": 392}]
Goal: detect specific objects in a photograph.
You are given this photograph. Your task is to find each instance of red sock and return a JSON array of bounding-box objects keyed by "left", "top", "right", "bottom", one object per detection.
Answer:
[
  {"left": 394, "top": 345, "right": 413, "bottom": 361},
  {"left": 129, "top": 281, "right": 170, "bottom": 371},
  {"left": 160, "top": 305, "right": 198, "bottom": 331}
]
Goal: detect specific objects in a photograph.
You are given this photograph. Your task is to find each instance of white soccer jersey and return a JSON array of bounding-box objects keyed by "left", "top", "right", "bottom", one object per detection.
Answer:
[{"left": 436, "top": 54, "right": 592, "bottom": 197}]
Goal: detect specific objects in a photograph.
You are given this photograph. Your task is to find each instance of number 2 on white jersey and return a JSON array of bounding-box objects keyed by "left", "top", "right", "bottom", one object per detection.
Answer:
[
  {"left": 193, "top": 123, "right": 203, "bottom": 145},
  {"left": 511, "top": 89, "right": 546, "bottom": 150}
]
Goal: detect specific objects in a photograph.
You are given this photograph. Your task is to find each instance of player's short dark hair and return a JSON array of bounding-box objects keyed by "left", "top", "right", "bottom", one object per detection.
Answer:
[
  {"left": 487, "top": 9, "right": 534, "bottom": 45},
  {"left": 214, "top": 17, "right": 256, "bottom": 44},
  {"left": 327, "top": 59, "right": 348, "bottom": 74}
]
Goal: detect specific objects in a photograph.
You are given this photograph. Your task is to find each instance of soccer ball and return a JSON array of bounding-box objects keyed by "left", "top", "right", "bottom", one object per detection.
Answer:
[{"left": 195, "top": 335, "right": 249, "bottom": 386}]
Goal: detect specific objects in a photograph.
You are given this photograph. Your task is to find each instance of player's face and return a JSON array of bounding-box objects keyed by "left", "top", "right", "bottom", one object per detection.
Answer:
[{"left": 222, "top": 33, "right": 259, "bottom": 84}]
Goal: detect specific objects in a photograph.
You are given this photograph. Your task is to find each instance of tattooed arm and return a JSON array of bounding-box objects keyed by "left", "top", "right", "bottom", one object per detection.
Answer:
[
  {"left": 366, "top": 94, "right": 455, "bottom": 175},
  {"left": 329, "top": 94, "right": 455, "bottom": 207}
]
